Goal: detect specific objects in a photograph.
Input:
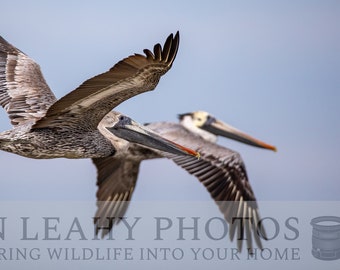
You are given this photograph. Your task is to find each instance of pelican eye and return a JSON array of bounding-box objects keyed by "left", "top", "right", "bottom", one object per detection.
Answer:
[{"left": 117, "top": 115, "right": 132, "bottom": 126}]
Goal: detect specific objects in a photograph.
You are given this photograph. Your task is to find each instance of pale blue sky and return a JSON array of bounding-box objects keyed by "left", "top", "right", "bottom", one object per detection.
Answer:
[
  {"left": 0, "top": 1, "right": 339, "bottom": 202},
  {"left": 1, "top": 1, "right": 340, "bottom": 270}
]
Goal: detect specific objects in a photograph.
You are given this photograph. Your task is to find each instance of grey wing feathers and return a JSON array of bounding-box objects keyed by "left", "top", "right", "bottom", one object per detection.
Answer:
[
  {"left": 172, "top": 154, "right": 263, "bottom": 253},
  {"left": 0, "top": 36, "right": 57, "bottom": 126},
  {"left": 92, "top": 156, "right": 141, "bottom": 237},
  {"left": 148, "top": 122, "right": 265, "bottom": 252},
  {"left": 33, "top": 32, "right": 180, "bottom": 130}
]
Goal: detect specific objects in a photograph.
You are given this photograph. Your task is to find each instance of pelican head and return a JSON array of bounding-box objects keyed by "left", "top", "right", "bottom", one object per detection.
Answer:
[
  {"left": 105, "top": 112, "right": 200, "bottom": 157},
  {"left": 178, "top": 111, "right": 276, "bottom": 151}
]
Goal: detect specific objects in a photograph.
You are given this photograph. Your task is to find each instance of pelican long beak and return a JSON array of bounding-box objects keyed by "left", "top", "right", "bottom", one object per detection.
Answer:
[
  {"left": 202, "top": 117, "right": 277, "bottom": 152},
  {"left": 106, "top": 116, "right": 200, "bottom": 158}
]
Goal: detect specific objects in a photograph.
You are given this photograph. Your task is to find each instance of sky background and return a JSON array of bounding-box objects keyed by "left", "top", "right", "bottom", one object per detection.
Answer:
[
  {"left": 0, "top": 1, "right": 339, "bottom": 269},
  {"left": 0, "top": 1, "right": 339, "bottom": 202}
]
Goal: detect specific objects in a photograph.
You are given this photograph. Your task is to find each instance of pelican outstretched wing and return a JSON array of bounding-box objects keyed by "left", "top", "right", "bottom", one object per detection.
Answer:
[
  {"left": 92, "top": 156, "right": 141, "bottom": 237},
  {"left": 33, "top": 32, "right": 179, "bottom": 130},
  {"left": 0, "top": 36, "right": 57, "bottom": 126},
  {"left": 147, "top": 122, "right": 265, "bottom": 253}
]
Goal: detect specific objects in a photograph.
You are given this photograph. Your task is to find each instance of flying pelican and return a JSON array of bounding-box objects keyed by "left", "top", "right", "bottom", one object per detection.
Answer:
[
  {"left": 0, "top": 33, "right": 200, "bottom": 190},
  {"left": 93, "top": 111, "right": 276, "bottom": 253}
]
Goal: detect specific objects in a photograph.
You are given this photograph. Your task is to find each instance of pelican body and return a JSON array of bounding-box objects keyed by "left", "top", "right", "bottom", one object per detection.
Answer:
[{"left": 0, "top": 123, "right": 115, "bottom": 159}]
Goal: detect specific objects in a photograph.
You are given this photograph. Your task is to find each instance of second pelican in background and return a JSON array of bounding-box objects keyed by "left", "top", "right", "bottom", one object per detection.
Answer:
[{"left": 94, "top": 111, "right": 276, "bottom": 253}]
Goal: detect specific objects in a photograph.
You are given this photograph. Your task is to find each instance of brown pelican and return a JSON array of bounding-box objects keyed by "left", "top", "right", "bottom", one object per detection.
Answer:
[
  {"left": 0, "top": 33, "right": 200, "bottom": 186},
  {"left": 94, "top": 111, "right": 276, "bottom": 253}
]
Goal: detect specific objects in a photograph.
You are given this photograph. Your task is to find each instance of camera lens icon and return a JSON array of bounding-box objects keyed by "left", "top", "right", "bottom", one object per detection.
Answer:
[{"left": 310, "top": 216, "right": 340, "bottom": 260}]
